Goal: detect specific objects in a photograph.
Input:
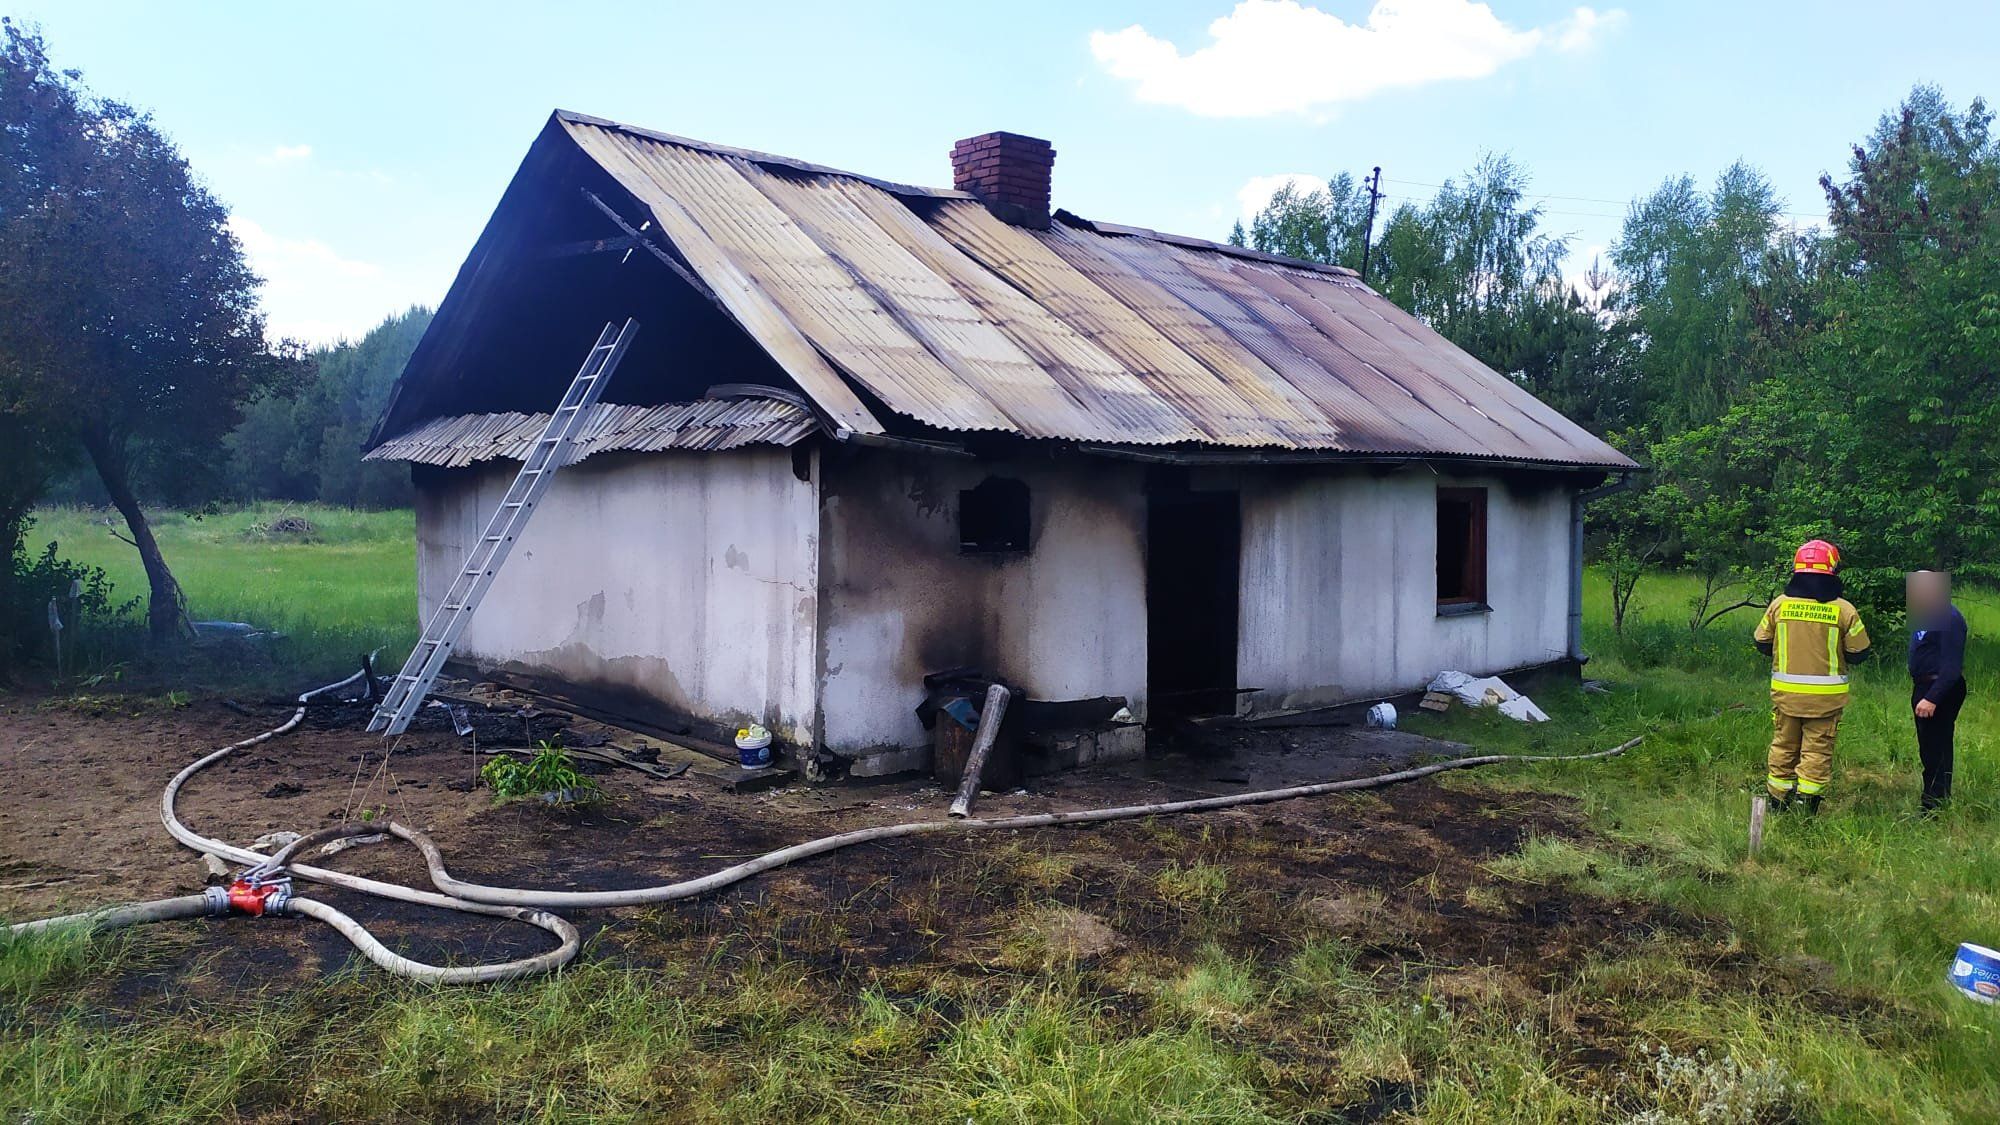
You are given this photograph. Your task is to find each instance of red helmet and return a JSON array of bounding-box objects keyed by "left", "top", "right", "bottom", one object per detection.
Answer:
[{"left": 1794, "top": 539, "right": 1841, "bottom": 574}]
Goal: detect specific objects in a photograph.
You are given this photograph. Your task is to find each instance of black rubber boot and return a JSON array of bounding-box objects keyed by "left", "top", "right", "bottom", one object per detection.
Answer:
[
  {"left": 1767, "top": 790, "right": 1794, "bottom": 811},
  {"left": 1801, "top": 794, "right": 1823, "bottom": 815}
]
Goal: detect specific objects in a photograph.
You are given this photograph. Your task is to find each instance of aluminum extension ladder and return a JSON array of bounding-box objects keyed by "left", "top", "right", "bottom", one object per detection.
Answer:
[{"left": 368, "top": 318, "right": 640, "bottom": 735}]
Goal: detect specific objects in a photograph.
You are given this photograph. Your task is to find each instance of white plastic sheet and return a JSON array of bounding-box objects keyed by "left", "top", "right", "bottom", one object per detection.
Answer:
[{"left": 1427, "top": 671, "right": 1550, "bottom": 723}]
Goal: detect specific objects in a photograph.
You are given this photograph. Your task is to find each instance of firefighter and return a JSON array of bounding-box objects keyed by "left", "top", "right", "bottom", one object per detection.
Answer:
[{"left": 1753, "top": 540, "right": 1872, "bottom": 811}]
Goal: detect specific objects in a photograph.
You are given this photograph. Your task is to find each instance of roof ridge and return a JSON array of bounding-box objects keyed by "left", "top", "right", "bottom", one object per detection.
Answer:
[
  {"left": 556, "top": 110, "right": 1362, "bottom": 281},
  {"left": 1054, "top": 210, "right": 1361, "bottom": 279},
  {"left": 555, "top": 109, "right": 971, "bottom": 201}
]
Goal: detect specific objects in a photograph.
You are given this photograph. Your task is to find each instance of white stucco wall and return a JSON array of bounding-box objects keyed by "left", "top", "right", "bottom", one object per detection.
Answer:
[
  {"left": 1236, "top": 467, "right": 1573, "bottom": 713},
  {"left": 816, "top": 450, "right": 1149, "bottom": 753},
  {"left": 412, "top": 448, "right": 820, "bottom": 744},
  {"left": 409, "top": 446, "right": 1576, "bottom": 756}
]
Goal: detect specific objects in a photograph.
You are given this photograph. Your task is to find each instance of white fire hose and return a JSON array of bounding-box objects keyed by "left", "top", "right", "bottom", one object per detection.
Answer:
[{"left": 6, "top": 670, "right": 1642, "bottom": 982}]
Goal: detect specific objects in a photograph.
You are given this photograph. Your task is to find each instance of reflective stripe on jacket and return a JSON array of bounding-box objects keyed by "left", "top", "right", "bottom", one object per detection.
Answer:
[{"left": 1755, "top": 596, "right": 1870, "bottom": 696}]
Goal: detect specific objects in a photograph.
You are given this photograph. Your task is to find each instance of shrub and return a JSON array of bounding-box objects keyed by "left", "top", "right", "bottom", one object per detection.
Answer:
[
  {"left": 1617, "top": 1044, "right": 1798, "bottom": 1124},
  {"left": 479, "top": 741, "right": 596, "bottom": 802},
  {"left": 1, "top": 534, "right": 136, "bottom": 675}
]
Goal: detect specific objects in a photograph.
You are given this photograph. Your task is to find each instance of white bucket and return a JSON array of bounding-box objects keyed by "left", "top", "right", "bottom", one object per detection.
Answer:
[
  {"left": 735, "top": 725, "right": 774, "bottom": 768},
  {"left": 1366, "top": 702, "right": 1398, "bottom": 730}
]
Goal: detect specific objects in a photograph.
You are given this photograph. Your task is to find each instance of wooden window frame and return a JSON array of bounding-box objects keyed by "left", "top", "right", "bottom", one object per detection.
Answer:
[{"left": 1436, "top": 487, "right": 1489, "bottom": 610}]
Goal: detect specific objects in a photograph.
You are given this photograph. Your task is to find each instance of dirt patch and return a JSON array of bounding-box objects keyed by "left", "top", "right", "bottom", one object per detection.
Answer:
[
  {"left": 997, "top": 905, "right": 1125, "bottom": 970},
  {"left": 0, "top": 685, "right": 1886, "bottom": 1054},
  {"left": 1301, "top": 888, "right": 1390, "bottom": 935}
]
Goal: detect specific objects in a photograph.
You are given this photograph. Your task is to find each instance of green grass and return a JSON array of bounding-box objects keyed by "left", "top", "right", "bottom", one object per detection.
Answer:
[
  {"left": 8, "top": 535, "right": 2000, "bottom": 1120},
  {"left": 22, "top": 503, "right": 415, "bottom": 679},
  {"left": 1424, "top": 568, "right": 2000, "bottom": 1122}
]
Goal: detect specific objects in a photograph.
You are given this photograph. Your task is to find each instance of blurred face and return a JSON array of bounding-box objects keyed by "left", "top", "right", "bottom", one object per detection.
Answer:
[{"left": 1907, "top": 571, "right": 1950, "bottom": 616}]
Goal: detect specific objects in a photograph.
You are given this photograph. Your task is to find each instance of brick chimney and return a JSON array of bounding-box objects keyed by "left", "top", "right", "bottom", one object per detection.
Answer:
[{"left": 951, "top": 132, "right": 1055, "bottom": 229}]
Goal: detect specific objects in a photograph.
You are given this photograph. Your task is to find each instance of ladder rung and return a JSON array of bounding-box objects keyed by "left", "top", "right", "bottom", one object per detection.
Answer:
[{"left": 375, "top": 320, "right": 631, "bottom": 739}]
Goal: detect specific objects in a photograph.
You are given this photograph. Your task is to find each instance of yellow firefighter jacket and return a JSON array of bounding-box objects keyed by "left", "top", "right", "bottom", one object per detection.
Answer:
[{"left": 1754, "top": 595, "right": 1871, "bottom": 717}]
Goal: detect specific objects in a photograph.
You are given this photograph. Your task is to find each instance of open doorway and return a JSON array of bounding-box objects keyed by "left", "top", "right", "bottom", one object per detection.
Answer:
[{"left": 1147, "top": 489, "right": 1240, "bottom": 719}]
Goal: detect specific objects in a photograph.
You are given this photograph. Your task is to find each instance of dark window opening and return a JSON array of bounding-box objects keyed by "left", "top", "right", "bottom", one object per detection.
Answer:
[
  {"left": 960, "top": 477, "right": 1030, "bottom": 554},
  {"left": 1437, "top": 487, "right": 1488, "bottom": 607}
]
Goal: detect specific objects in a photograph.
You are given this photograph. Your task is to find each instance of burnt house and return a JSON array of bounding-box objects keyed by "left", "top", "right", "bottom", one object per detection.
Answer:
[{"left": 365, "top": 111, "right": 1636, "bottom": 773}]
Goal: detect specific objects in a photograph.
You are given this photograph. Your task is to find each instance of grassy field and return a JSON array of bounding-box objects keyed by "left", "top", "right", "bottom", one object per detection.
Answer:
[
  {"left": 21, "top": 504, "right": 416, "bottom": 679},
  {"left": 1430, "top": 571, "right": 2000, "bottom": 1121},
  {"left": 4, "top": 523, "right": 2000, "bottom": 1121}
]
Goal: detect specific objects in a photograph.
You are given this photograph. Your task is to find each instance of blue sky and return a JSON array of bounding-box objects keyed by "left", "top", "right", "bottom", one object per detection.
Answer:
[{"left": 12, "top": 1, "right": 1997, "bottom": 343}]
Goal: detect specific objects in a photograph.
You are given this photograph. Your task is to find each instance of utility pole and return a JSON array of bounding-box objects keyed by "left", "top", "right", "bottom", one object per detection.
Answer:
[{"left": 1358, "top": 165, "right": 1383, "bottom": 283}]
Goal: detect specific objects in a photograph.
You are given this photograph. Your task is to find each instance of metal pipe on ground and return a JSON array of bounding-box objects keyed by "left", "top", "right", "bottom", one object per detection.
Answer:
[{"left": 948, "top": 683, "right": 1011, "bottom": 818}]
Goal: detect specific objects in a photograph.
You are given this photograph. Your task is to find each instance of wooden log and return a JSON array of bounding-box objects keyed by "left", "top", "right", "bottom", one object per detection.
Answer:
[{"left": 948, "top": 684, "right": 1012, "bottom": 818}]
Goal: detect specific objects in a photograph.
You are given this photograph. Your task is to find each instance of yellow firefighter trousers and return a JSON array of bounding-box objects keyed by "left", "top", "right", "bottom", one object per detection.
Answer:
[{"left": 1767, "top": 707, "right": 1841, "bottom": 798}]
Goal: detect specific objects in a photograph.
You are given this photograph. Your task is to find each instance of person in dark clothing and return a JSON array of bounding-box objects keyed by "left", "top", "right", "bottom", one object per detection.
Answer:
[{"left": 1907, "top": 570, "right": 1968, "bottom": 811}]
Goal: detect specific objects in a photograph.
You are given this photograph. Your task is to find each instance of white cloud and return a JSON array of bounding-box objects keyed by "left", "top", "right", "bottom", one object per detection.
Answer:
[
  {"left": 258, "top": 143, "right": 313, "bottom": 164},
  {"left": 1551, "top": 6, "right": 1625, "bottom": 50},
  {"left": 1090, "top": 1, "right": 1626, "bottom": 118},
  {"left": 1236, "top": 172, "right": 1329, "bottom": 220},
  {"left": 228, "top": 216, "right": 412, "bottom": 345}
]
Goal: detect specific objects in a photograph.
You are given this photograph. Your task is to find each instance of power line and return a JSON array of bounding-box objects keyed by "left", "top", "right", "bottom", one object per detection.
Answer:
[
  {"left": 1365, "top": 191, "right": 1938, "bottom": 242},
  {"left": 1377, "top": 176, "right": 1828, "bottom": 222},
  {"left": 1375, "top": 193, "right": 1648, "bottom": 221}
]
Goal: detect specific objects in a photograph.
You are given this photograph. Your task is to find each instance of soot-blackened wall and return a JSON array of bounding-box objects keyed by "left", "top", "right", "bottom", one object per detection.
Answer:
[{"left": 816, "top": 448, "right": 1149, "bottom": 753}]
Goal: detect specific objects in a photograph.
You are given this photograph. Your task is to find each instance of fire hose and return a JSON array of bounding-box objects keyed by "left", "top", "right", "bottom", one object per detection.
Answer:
[
  {"left": 6, "top": 671, "right": 1642, "bottom": 982},
  {"left": 10, "top": 672, "right": 580, "bottom": 982}
]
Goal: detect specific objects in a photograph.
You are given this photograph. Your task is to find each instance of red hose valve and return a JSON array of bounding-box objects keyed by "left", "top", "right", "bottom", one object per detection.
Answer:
[{"left": 226, "top": 877, "right": 290, "bottom": 917}]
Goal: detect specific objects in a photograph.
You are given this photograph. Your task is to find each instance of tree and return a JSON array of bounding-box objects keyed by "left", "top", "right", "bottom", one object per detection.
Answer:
[
  {"left": 1235, "top": 155, "right": 1632, "bottom": 431},
  {"left": 1806, "top": 88, "right": 2000, "bottom": 592},
  {"left": 226, "top": 307, "right": 432, "bottom": 507},
  {"left": 1242, "top": 173, "right": 1374, "bottom": 270},
  {"left": 0, "top": 20, "right": 291, "bottom": 638},
  {"left": 1612, "top": 88, "right": 2000, "bottom": 615},
  {"left": 1645, "top": 409, "right": 1788, "bottom": 629},
  {"left": 0, "top": 414, "right": 69, "bottom": 674},
  {"left": 1373, "top": 155, "right": 1638, "bottom": 433},
  {"left": 1612, "top": 164, "right": 1791, "bottom": 433}
]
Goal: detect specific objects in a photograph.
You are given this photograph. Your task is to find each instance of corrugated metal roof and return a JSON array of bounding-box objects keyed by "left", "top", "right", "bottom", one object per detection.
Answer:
[
  {"left": 501, "top": 114, "right": 1634, "bottom": 468},
  {"left": 365, "top": 397, "right": 815, "bottom": 468}
]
